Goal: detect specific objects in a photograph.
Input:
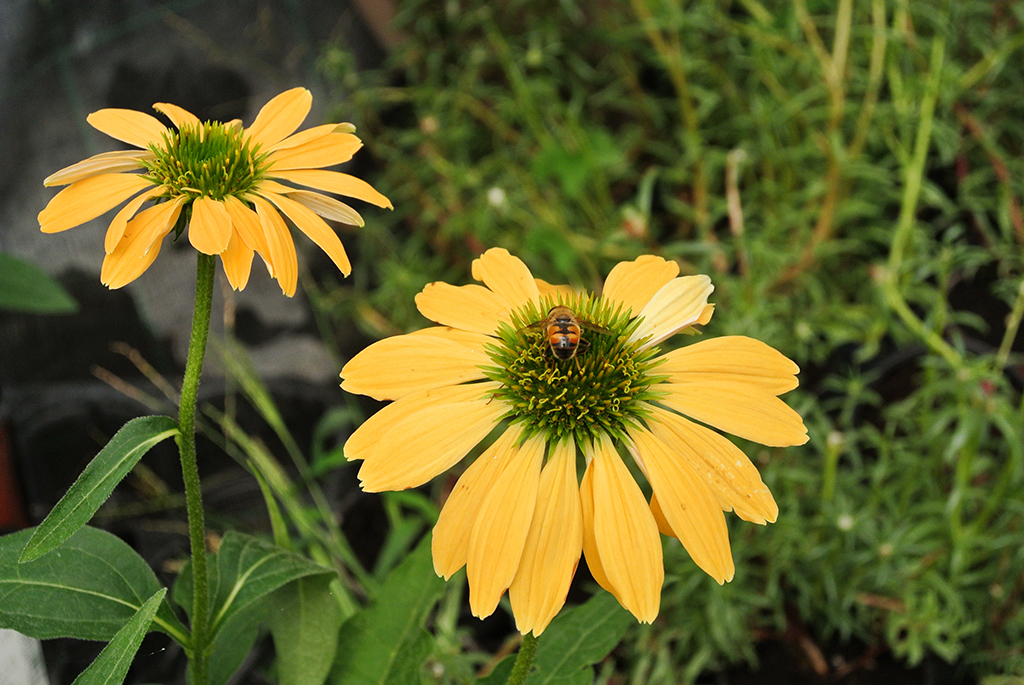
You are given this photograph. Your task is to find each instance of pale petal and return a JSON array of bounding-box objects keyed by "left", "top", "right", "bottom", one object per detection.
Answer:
[
  {"left": 44, "top": 150, "right": 153, "bottom": 186},
  {"left": 189, "top": 197, "right": 233, "bottom": 255},
  {"left": 647, "top": 406, "right": 779, "bottom": 524},
  {"left": 39, "top": 174, "right": 154, "bottom": 233},
  {"left": 508, "top": 437, "right": 583, "bottom": 635},
  {"left": 584, "top": 433, "right": 662, "bottom": 622},
  {"left": 87, "top": 109, "right": 168, "bottom": 149},
  {"left": 105, "top": 187, "right": 163, "bottom": 253},
  {"left": 220, "top": 229, "right": 254, "bottom": 291},
  {"left": 281, "top": 190, "right": 364, "bottom": 226},
  {"left": 470, "top": 248, "right": 540, "bottom": 312},
  {"left": 245, "top": 87, "right": 312, "bottom": 149},
  {"left": 346, "top": 382, "right": 504, "bottom": 491},
  {"left": 270, "top": 169, "right": 392, "bottom": 208},
  {"left": 152, "top": 102, "right": 201, "bottom": 129},
  {"left": 467, "top": 433, "right": 545, "bottom": 618},
  {"left": 100, "top": 197, "right": 185, "bottom": 288},
  {"left": 628, "top": 275, "right": 714, "bottom": 349},
  {"left": 266, "top": 133, "right": 363, "bottom": 171},
  {"left": 658, "top": 336, "right": 799, "bottom": 395},
  {"left": 415, "top": 282, "right": 508, "bottom": 335},
  {"left": 258, "top": 189, "right": 351, "bottom": 276},
  {"left": 222, "top": 195, "right": 270, "bottom": 262},
  {"left": 602, "top": 255, "right": 680, "bottom": 316},
  {"left": 657, "top": 380, "right": 808, "bottom": 447},
  {"left": 340, "top": 334, "right": 490, "bottom": 401},
  {"left": 432, "top": 427, "right": 522, "bottom": 579},
  {"left": 250, "top": 194, "right": 298, "bottom": 296},
  {"left": 628, "top": 427, "right": 734, "bottom": 583}
]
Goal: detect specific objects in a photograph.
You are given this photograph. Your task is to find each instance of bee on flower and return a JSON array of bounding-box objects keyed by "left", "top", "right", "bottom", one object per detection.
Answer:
[
  {"left": 340, "top": 248, "right": 807, "bottom": 636},
  {"left": 38, "top": 87, "right": 391, "bottom": 295}
]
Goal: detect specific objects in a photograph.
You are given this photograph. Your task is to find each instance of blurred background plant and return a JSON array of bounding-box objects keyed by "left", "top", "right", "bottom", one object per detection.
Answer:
[{"left": 2, "top": 0, "right": 1023, "bottom": 682}]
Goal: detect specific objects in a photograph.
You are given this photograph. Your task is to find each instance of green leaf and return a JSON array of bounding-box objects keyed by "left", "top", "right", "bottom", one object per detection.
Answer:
[
  {"left": 0, "top": 252, "right": 78, "bottom": 313},
  {"left": 329, "top": 536, "right": 444, "bottom": 685},
  {"left": 527, "top": 592, "right": 632, "bottom": 684},
  {"left": 0, "top": 526, "right": 187, "bottom": 644},
  {"left": 174, "top": 531, "right": 335, "bottom": 642},
  {"left": 20, "top": 416, "right": 179, "bottom": 563},
  {"left": 269, "top": 575, "right": 343, "bottom": 685},
  {"left": 208, "top": 595, "right": 265, "bottom": 685},
  {"left": 71, "top": 587, "right": 166, "bottom": 685}
]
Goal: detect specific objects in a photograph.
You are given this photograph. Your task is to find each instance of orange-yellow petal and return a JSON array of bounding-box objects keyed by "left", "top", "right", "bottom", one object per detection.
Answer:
[
  {"left": 222, "top": 195, "right": 270, "bottom": 263},
  {"left": 266, "top": 123, "right": 345, "bottom": 152},
  {"left": 340, "top": 334, "right": 490, "bottom": 401},
  {"left": 408, "top": 326, "right": 495, "bottom": 349},
  {"left": 470, "top": 248, "right": 540, "bottom": 312},
  {"left": 466, "top": 433, "right": 545, "bottom": 618},
  {"left": 245, "top": 87, "right": 312, "bottom": 149},
  {"left": 579, "top": 455, "right": 619, "bottom": 603},
  {"left": 100, "top": 197, "right": 185, "bottom": 289},
  {"left": 346, "top": 382, "right": 504, "bottom": 491},
  {"left": 508, "top": 437, "right": 583, "bottom": 635},
  {"left": 189, "top": 197, "right": 233, "bottom": 255},
  {"left": 627, "top": 427, "right": 734, "bottom": 583},
  {"left": 258, "top": 189, "right": 351, "bottom": 276},
  {"left": 602, "top": 255, "right": 680, "bottom": 316},
  {"left": 269, "top": 169, "right": 392, "bottom": 208},
  {"left": 583, "top": 434, "right": 662, "bottom": 622},
  {"left": 534, "top": 278, "right": 577, "bottom": 300},
  {"left": 43, "top": 150, "right": 153, "bottom": 187},
  {"left": 432, "top": 427, "right": 522, "bottom": 579},
  {"left": 658, "top": 336, "right": 799, "bottom": 395},
  {"left": 628, "top": 275, "right": 713, "bottom": 349},
  {"left": 250, "top": 194, "right": 298, "bottom": 296},
  {"left": 104, "top": 187, "right": 163, "bottom": 253},
  {"left": 266, "top": 133, "right": 363, "bottom": 172},
  {"left": 220, "top": 229, "right": 254, "bottom": 291},
  {"left": 39, "top": 174, "right": 154, "bottom": 233},
  {"left": 87, "top": 109, "right": 168, "bottom": 149},
  {"left": 647, "top": 406, "right": 778, "bottom": 524},
  {"left": 152, "top": 102, "right": 200, "bottom": 129},
  {"left": 415, "top": 282, "right": 508, "bottom": 335}
]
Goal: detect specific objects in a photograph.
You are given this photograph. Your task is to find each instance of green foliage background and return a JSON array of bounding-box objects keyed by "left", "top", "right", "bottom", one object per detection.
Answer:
[{"left": 314, "top": 0, "right": 1024, "bottom": 680}]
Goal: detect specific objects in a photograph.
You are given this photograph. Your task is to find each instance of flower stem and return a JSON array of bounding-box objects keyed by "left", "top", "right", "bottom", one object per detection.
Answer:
[
  {"left": 177, "top": 253, "right": 216, "bottom": 685},
  {"left": 504, "top": 632, "right": 538, "bottom": 685}
]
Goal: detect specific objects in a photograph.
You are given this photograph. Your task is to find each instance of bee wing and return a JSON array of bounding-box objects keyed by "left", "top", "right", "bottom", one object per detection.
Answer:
[
  {"left": 577, "top": 319, "right": 613, "bottom": 336},
  {"left": 515, "top": 319, "right": 548, "bottom": 337}
]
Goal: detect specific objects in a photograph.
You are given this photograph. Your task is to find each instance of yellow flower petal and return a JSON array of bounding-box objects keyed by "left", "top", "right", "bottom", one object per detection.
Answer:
[
  {"left": 266, "top": 123, "right": 343, "bottom": 151},
  {"left": 266, "top": 133, "right": 363, "bottom": 172},
  {"left": 87, "top": 109, "right": 168, "bottom": 149},
  {"left": 279, "top": 189, "right": 364, "bottom": 226},
  {"left": 189, "top": 197, "right": 233, "bottom": 255},
  {"left": 250, "top": 194, "right": 298, "bottom": 296},
  {"left": 628, "top": 427, "right": 734, "bottom": 583},
  {"left": 628, "top": 275, "right": 713, "bottom": 349},
  {"left": 152, "top": 102, "right": 200, "bottom": 129},
  {"left": 658, "top": 336, "right": 800, "bottom": 395},
  {"left": 432, "top": 427, "right": 522, "bottom": 579},
  {"left": 245, "top": 87, "right": 312, "bottom": 149},
  {"left": 347, "top": 382, "right": 504, "bottom": 491},
  {"left": 43, "top": 150, "right": 153, "bottom": 187},
  {"left": 583, "top": 434, "right": 662, "bottom": 622},
  {"left": 269, "top": 169, "right": 393, "bottom": 208},
  {"left": 579, "top": 455, "right": 620, "bottom": 603},
  {"left": 602, "top": 255, "right": 680, "bottom": 316},
  {"left": 534, "top": 278, "right": 577, "bottom": 300},
  {"left": 39, "top": 174, "right": 154, "bottom": 233},
  {"left": 508, "top": 437, "right": 583, "bottom": 636},
  {"left": 258, "top": 189, "right": 351, "bottom": 277},
  {"left": 414, "top": 282, "right": 508, "bottom": 335},
  {"left": 220, "top": 229, "right": 254, "bottom": 291},
  {"left": 408, "top": 326, "right": 496, "bottom": 349},
  {"left": 647, "top": 406, "right": 779, "bottom": 524},
  {"left": 105, "top": 187, "right": 163, "bottom": 253},
  {"left": 100, "top": 197, "right": 185, "bottom": 289},
  {"left": 340, "top": 334, "right": 490, "bottom": 401},
  {"left": 222, "top": 195, "right": 270, "bottom": 263},
  {"left": 467, "top": 433, "right": 545, "bottom": 618},
  {"left": 470, "top": 248, "right": 540, "bottom": 312}
]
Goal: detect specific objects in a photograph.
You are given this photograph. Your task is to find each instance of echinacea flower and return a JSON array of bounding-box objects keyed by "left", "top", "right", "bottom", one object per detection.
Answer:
[
  {"left": 341, "top": 248, "right": 807, "bottom": 635},
  {"left": 38, "top": 87, "right": 391, "bottom": 295}
]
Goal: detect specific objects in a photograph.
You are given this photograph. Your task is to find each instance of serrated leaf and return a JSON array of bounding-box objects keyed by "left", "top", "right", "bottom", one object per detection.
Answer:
[
  {"left": 0, "top": 252, "right": 78, "bottom": 313},
  {"left": 70, "top": 587, "right": 166, "bottom": 685},
  {"left": 270, "top": 575, "right": 343, "bottom": 685},
  {"left": 20, "top": 416, "right": 179, "bottom": 563},
  {"left": 329, "top": 537, "right": 444, "bottom": 685},
  {"left": 0, "top": 527, "right": 186, "bottom": 644}
]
